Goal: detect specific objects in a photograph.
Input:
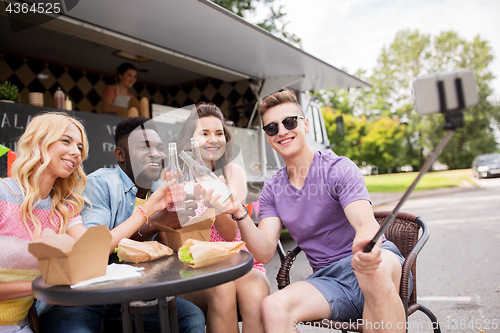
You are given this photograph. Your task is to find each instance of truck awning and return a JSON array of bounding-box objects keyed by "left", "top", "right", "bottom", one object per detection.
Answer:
[{"left": 1, "top": 0, "right": 369, "bottom": 91}]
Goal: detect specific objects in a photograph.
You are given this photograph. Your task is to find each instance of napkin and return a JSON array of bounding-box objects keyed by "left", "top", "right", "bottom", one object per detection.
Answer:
[{"left": 70, "top": 263, "right": 144, "bottom": 288}]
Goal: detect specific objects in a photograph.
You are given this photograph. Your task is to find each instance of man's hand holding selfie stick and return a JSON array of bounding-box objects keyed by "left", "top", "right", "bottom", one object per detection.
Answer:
[{"left": 364, "top": 69, "right": 479, "bottom": 253}]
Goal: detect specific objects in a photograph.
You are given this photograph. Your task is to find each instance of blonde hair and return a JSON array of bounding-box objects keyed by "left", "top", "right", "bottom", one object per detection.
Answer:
[{"left": 10, "top": 112, "right": 89, "bottom": 239}]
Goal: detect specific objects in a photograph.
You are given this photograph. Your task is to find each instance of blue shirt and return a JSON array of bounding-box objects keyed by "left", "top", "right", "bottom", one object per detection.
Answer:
[{"left": 81, "top": 166, "right": 158, "bottom": 229}]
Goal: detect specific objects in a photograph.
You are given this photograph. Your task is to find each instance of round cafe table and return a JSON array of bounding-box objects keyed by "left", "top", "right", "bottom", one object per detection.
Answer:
[{"left": 33, "top": 251, "right": 253, "bottom": 333}]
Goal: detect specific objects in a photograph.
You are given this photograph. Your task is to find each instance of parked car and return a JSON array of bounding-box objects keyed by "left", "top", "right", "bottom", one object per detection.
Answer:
[
  {"left": 432, "top": 161, "right": 449, "bottom": 171},
  {"left": 400, "top": 165, "right": 413, "bottom": 172},
  {"left": 472, "top": 153, "right": 500, "bottom": 178}
]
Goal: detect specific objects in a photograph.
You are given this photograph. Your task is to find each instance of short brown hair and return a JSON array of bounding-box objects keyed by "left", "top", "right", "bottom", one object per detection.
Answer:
[{"left": 258, "top": 89, "right": 304, "bottom": 118}]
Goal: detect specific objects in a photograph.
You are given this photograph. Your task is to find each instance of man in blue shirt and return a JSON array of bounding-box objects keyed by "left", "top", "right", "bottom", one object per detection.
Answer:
[{"left": 39, "top": 117, "right": 205, "bottom": 333}]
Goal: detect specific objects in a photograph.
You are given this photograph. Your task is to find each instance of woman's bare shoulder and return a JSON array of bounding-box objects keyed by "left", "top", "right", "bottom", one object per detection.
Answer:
[{"left": 226, "top": 162, "right": 245, "bottom": 178}]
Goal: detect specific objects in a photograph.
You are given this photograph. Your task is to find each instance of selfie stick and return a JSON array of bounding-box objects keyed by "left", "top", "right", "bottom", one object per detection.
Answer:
[{"left": 363, "top": 78, "right": 466, "bottom": 253}]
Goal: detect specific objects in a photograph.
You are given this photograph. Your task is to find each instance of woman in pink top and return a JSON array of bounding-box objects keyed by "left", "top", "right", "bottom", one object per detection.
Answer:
[
  {"left": 175, "top": 103, "right": 269, "bottom": 333},
  {"left": 101, "top": 63, "right": 149, "bottom": 118},
  {"left": 0, "top": 112, "right": 90, "bottom": 332}
]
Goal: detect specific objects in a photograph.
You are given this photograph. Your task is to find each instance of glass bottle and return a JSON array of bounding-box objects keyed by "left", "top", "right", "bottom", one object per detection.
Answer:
[
  {"left": 179, "top": 150, "right": 232, "bottom": 205},
  {"left": 166, "top": 142, "right": 185, "bottom": 211},
  {"left": 190, "top": 138, "right": 206, "bottom": 203},
  {"left": 191, "top": 137, "right": 206, "bottom": 168},
  {"left": 182, "top": 151, "right": 195, "bottom": 196}
]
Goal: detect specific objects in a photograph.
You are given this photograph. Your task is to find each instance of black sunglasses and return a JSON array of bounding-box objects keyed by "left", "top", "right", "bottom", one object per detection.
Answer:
[{"left": 262, "top": 116, "right": 305, "bottom": 137}]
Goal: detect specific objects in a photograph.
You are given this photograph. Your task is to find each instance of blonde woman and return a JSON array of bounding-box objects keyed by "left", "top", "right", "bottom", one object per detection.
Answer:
[{"left": 0, "top": 112, "right": 89, "bottom": 332}]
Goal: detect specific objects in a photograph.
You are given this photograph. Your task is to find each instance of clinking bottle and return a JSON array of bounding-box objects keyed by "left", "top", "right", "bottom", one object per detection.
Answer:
[
  {"left": 190, "top": 138, "right": 206, "bottom": 203},
  {"left": 166, "top": 142, "right": 185, "bottom": 211},
  {"left": 191, "top": 138, "right": 206, "bottom": 168},
  {"left": 179, "top": 150, "right": 232, "bottom": 205}
]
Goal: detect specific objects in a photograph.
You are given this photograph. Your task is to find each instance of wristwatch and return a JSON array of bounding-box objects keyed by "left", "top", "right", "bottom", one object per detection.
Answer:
[{"left": 230, "top": 204, "right": 249, "bottom": 221}]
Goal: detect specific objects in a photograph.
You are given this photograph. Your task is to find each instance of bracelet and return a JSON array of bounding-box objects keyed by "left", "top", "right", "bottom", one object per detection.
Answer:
[
  {"left": 137, "top": 205, "right": 149, "bottom": 226},
  {"left": 230, "top": 204, "right": 248, "bottom": 221}
]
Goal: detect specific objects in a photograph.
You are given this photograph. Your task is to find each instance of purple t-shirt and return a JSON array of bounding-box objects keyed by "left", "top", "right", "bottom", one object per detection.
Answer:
[{"left": 259, "top": 150, "right": 371, "bottom": 272}]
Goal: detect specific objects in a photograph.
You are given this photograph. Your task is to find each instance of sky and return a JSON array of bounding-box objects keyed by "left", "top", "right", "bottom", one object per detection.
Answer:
[{"left": 249, "top": 0, "right": 500, "bottom": 99}]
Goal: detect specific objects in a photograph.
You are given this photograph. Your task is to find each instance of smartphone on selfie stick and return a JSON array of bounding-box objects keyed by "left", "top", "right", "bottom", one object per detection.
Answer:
[{"left": 363, "top": 69, "right": 479, "bottom": 253}]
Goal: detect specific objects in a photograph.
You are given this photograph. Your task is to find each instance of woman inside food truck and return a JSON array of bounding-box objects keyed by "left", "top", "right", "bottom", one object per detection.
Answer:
[{"left": 101, "top": 62, "right": 150, "bottom": 118}]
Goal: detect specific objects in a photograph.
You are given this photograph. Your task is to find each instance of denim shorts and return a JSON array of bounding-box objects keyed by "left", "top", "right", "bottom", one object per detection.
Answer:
[{"left": 305, "top": 241, "right": 410, "bottom": 321}]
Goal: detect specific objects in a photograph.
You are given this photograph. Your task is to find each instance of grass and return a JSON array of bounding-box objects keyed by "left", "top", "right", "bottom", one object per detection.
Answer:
[{"left": 364, "top": 169, "right": 474, "bottom": 193}]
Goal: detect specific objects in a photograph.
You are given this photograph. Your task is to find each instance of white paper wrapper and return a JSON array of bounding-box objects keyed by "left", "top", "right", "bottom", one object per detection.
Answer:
[
  {"left": 178, "top": 239, "right": 245, "bottom": 268},
  {"left": 117, "top": 238, "right": 173, "bottom": 263}
]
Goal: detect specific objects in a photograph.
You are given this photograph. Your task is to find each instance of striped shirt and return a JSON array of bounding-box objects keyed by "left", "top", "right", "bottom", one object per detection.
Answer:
[{"left": 0, "top": 178, "right": 82, "bottom": 325}]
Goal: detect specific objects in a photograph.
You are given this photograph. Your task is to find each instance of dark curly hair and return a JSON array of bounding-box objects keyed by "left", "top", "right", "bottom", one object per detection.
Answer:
[{"left": 114, "top": 117, "right": 157, "bottom": 148}]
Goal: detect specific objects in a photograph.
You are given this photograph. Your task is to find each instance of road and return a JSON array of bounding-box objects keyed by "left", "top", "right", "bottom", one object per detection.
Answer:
[{"left": 263, "top": 177, "right": 500, "bottom": 332}]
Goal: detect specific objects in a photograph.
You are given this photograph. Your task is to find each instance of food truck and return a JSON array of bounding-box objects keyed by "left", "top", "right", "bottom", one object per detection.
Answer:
[{"left": 0, "top": 0, "right": 369, "bottom": 201}]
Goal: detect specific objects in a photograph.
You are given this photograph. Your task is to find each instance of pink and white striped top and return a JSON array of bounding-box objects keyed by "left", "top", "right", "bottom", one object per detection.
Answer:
[{"left": 0, "top": 178, "right": 82, "bottom": 325}]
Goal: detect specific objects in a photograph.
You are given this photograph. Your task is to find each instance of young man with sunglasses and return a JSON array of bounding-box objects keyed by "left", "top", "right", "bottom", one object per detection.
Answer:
[{"left": 211, "top": 90, "right": 407, "bottom": 332}]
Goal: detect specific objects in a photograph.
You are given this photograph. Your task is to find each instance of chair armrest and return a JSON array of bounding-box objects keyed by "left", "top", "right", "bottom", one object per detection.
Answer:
[
  {"left": 28, "top": 300, "right": 40, "bottom": 333},
  {"left": 400, "top": 251, "right": 416, "bottom": 300},
  {"left": 413, "top": 217, "right": 430, "bottom": 255},
  {"left": 400, "top": 216, "right": 430, "bottom": 299},
  {"left": 276, "top": 246, "right": 302, "bottom": 290}
]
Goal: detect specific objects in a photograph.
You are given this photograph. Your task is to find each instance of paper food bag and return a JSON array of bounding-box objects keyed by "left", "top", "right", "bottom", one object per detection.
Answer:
[
  {"left": 154, "top": 208, "right": 215, "bottom": 251},
  {"left": 178, "top": 239, "right": 245, "bottom": 268},
  {"left": 117, "top": 238, "right": 173, "bottom": 263},
  {"left": 28, "top": 225, "right": 111, "bottom": 285}
]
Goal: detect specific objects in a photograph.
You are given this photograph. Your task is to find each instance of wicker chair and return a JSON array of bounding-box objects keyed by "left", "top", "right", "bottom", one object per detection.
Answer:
[
  {"left": 276, "top": 211, "right": 441, "bottom": 333},
  {"left": 28, "top": 300, "right": 40, "bottom": 333}
]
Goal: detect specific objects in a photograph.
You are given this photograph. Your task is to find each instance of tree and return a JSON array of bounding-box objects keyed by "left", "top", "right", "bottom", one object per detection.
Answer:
[
  {"left": 314, "top": 69, "right": 372, "bottom": 117},
  {"left": 210, "top": 0, "right": 302, "bottom": 47},
  {"left": 256, "top": 5, "right": 302, "bottom": 48},
  {"left": 319, "top": 29, "right": 499, "bottom": 171},
  {"left": 323, "top": 107, "right": 366, "bottom": 164},
  {"left": 426, "top": 33, "right": 499, "bottom": 169},
  {"left": 210, "top": 0, "right": 260, "bottom": 17},
  {"left": 316, "top": 89, "right": 355, "bottom": 115},
  {"left": 361, "top": 117, "right": 405, "bottom": 174},
  {"left": 366, "top": 30, "right": 432, "bottom": 169}
]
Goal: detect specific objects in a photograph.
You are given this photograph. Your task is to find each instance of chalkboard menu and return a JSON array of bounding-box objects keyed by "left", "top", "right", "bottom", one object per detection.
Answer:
[
  {"left": 0, "top": 102, "right": 186, "bottom": 178},
  {"left": 0, "top": 102, "right": 122, "bottom": 177}
]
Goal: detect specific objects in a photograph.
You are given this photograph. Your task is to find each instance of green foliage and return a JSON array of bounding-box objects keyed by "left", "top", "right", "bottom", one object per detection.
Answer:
[
  {"left": 0, "top": 81, "right": 21, "bottom": 103},
  {"left": 361, "top": 117, "right": 405, "bottom": 174},
  {"left": 323, "top": 107, "right": 405, "bottom": 173},
  {"left": 257, "top": 4, "right": 302, "bottom": 48},
  {"left": 210, "top": 0, "right": 302, "bottom": 48},
  {"left": 319, "top": 29, "right": 500, "bottom": 172},
  {"left": 323, "top": 107, "right": 366, "bottom": 163},
  {"left": 211, "top": 0, "right": 259, "bottom": 17},
  {"left": 315, "top": 89, "right": 355, "bottom": 115}
]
